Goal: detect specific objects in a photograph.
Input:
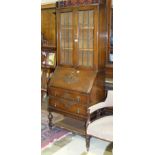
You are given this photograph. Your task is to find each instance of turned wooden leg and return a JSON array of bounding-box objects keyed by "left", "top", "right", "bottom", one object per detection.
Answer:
[
  {"left": 48, "top": 112, "right": 53, "bottom": 129},
  {"left": 86, "top": 135, "right": 91, "bottom": 152}
]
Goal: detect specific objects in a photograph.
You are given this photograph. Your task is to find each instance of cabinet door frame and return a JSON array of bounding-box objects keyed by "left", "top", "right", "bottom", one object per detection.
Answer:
[
  {"left": 76, "top": 5, "right": 98, "bottom": 70},
  {"left": 57, "top": 8, "right": 74, "bottom": 67},
  {"left": 57, "top": 5, "right": 98, "bottom": 70},
  {"left": 107, "top": 0, "right": 113, "bottom": 64}
]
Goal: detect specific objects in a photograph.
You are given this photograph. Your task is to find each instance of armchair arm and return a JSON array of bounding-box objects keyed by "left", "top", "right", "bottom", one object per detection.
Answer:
[
  {"left": 86, "top": 106, "right": 113, "bottom": 127},
  {"left": 90, "top": 107, "right": 113, "bottom": 121},
  {"left": 88, "top": 102, "right": 109, "bottom": 113}
]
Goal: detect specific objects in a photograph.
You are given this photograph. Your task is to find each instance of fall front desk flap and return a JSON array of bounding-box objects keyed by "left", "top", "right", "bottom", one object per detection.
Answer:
[{"left": 49, "top": 66, "right": 97, "bottom": 93}]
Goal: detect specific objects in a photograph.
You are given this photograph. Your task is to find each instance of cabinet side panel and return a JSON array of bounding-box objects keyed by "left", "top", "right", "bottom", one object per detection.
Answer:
[
  {"left": 89, "top": 71, "right": 106, "bottom": 106},
  {"left": 98, "top": 2, "right": 108, "bottom": 71}
]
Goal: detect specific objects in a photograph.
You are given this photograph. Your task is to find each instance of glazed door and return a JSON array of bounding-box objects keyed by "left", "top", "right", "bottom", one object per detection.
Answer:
[
  {"left": 77, "top": 8, "right": 96, "bottom": 68},
  {"left": 57, "top": 7, "right": 97, "bottom": 69},
  {"left": 58, "top": 11, "right": 74, "bottom": 66}
]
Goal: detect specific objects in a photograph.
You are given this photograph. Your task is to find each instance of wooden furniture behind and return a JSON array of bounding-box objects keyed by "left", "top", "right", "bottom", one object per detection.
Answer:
[
  {"left": 41, "top": 46, "right": 56, "bottom": 102},
  {"left": 41, "top": 4, "right": 56, "bottom": 103},
  {"left": 41, "top": 5, "right": 56, "bottom": 46},
  {"left": 48, "top": 0, "right": 109, "bottom": 134},
  {"left": 105, "top": 0, "right": 113, "bottom": 80}
]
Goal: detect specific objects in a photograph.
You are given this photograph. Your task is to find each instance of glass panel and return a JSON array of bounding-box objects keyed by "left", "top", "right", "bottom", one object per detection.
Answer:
[
  {"left": 60, "top": 12, "right": 73, "bottom": 65},
  {"left": 78, "top": 10, "right": 94, "bottom": 67}
]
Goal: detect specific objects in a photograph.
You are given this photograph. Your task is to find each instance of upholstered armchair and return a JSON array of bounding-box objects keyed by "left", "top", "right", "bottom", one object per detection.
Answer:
[{"left": 86, "top": 90, "right": 113, "bottom": 152}]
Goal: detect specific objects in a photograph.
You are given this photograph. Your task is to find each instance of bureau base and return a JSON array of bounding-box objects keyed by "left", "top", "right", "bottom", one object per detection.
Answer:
[{"left": 54, "top": 116, "right": 86, "bottom": 136}]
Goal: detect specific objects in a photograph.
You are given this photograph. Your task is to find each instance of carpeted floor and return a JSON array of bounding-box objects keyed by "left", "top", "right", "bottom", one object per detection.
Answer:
[
  {"left": 41, "top": 109, "right": 112, "bottom": 155},
  {"left": 41, "top": 110, "right": 71, "bottom": 149},
  {"left": 42, "top": 133, "right": 112, "bottom": 155}
]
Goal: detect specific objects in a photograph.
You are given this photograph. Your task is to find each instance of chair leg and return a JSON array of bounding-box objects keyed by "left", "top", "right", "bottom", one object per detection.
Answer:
[{"left": 86, "top": 135, "right": 91, "bottom": 152}]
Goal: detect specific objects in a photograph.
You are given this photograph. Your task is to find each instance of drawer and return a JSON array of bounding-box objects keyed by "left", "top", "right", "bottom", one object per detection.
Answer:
[
  {"left": 49, "top": 96, "right": 87, "bottom": 116},
  {"left": 48, "top": 87, "right": 88, "bottom": 104},
  {"left": 49, "top": 96, "right": 65, "bottom": 109}
]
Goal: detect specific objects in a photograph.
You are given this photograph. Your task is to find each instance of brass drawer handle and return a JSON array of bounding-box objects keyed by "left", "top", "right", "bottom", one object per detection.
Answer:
[{"left": 54, "top": 102, "right": 57, "bottom": 107}]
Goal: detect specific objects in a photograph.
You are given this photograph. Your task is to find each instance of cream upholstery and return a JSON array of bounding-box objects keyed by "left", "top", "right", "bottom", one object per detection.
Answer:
[
  {"left": 87, "top": 116, "right": 113, "bottom": 142},
  {"left": 88, "top": 90, "right": 113, "bottom": 113},
  {"left": 86, "top": 90, "right": 113, "bottom": 151}
]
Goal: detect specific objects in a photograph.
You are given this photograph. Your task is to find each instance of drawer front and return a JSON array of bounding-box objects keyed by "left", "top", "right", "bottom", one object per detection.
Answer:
[
  {"left": 48, "top": 87, "right": 88, "bottom": 104},
  {"left": 49, "top": 96, "right": 87, "bottom": 116},
  {"left": 49, "top": 96, "right": 65, "bottom": 109}
]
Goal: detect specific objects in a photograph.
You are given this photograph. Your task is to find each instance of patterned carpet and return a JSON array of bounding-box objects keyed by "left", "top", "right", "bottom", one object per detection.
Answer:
[{"left": 41, "top": 110, "right": 71, "bottom": 149}]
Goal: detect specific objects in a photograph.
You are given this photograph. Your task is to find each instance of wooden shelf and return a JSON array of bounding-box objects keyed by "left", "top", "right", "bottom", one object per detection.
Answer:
[
  {"left": 61, "top": 27, "right": 94, "bottom": 30},
  {"left": 62, "top": 48, "right": 73, "bottom": 50},
  {"left": 42, "top": 45, "right": 56, "bottom": 50},
  {"left": 41, "top": 64, "right": 55, "bottom": 69},
  {"left": 61, "top": 27, "right": 73, "bottom": 30},
  {"left": 79, "top": 48, "right": 94, "bottom": 51},
  {"left": 55, "top": 116, "right": 86, "bottom": 136},
  {"left": 79, "top": 27, "right": 94, "bottom": 29},
  {"left": 78, "top": 38, "right": 94, "bottom": 40}
]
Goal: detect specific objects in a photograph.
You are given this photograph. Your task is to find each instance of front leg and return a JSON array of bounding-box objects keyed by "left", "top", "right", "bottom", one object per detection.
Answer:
[
  {"left": 48, "top": 111, "right": 53, "bottom": 129},
  {"left": 86, "top": 135, "right": 91, "bottom": 152}
]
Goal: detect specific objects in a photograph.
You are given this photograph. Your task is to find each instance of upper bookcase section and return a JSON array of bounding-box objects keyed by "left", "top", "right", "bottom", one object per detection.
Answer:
[{"left": 56, "top": 0, "right": 105, "bottom": 8}]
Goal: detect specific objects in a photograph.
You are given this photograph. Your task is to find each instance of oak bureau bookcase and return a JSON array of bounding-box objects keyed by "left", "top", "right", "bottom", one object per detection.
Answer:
[{"left": 48, "top": 0, "right": 108, "bottom": 134}]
